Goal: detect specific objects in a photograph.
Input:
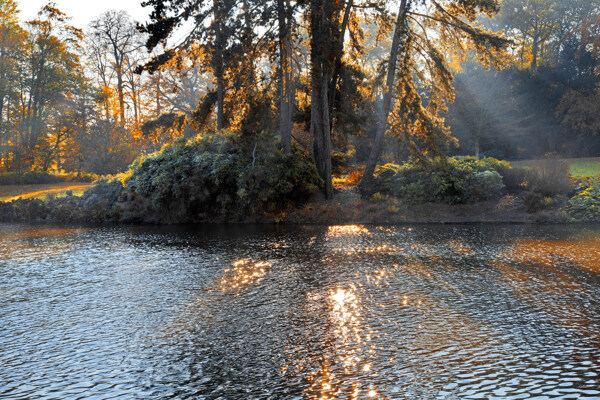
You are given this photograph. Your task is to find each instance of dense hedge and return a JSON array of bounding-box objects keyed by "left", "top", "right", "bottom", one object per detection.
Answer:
[
  {"left": 122, "top": 132, "right": 322, "bottom": 222},
  {"left": 371, "top": 156, "right": 508, "bottom": 204}
]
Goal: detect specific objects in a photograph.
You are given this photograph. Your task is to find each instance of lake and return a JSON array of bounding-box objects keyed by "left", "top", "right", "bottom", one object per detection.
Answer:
[{"left": 1, "top": 223, "right": 599, "bottom": 399}]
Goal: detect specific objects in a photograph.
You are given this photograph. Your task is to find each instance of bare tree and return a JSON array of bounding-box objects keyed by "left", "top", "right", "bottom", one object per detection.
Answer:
[{"left": 88, "top": 11, "right": 144, "bottom": 125}]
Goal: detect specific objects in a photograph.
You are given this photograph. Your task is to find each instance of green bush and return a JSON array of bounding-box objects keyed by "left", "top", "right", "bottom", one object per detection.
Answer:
[
  {"left": 124, "top": 131, "right": 322, "bottom": 221},
  {"left": 567, "top": 176, "right": 600, "bottom": 221},
  {"left": 521, "top": 191, "right": 553, "bottom": 213},
  {"left": 371, "top": 156, "right": 504, "bottom": 204},
  {"left": 498, "top": 166, "right": 528, "bottom": 193}
]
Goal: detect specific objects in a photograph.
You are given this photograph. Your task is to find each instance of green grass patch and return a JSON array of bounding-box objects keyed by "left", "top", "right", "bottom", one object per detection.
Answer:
[
  {"left": 568, "top": 158, "right": 600, "bottom": 177},
  {"left": 512, "top": 157, "right": 600, "bottom": 177},
  {"left": 0, "top": 183, "right": 92, "bottom": 202}
]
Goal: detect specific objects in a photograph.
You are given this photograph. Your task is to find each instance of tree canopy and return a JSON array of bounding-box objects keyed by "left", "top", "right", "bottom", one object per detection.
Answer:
[{"left": 0, "top": 0, "right": 597, "bottom": 195}]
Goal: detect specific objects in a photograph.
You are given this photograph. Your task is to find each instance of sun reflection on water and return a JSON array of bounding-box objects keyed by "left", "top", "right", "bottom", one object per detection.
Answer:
[
  {"left": 218, "top": 258, "right": 272, "bottom": 290},
  {"left": 327, "top": 225, "right": 370, "bottom": 236},
  {"left": 330, "top": 287, "right": 360, "bottom": 343},
  {"left": 303, "top": 285, "right": 389, "bottom": 399}
]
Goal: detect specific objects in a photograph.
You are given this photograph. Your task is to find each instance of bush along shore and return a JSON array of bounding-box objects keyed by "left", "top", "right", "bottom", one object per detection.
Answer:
[
  {"left": 0, "top": 133, "right": 322, "bottom": 224},
  {"left": 0, "top": 138, "right": 598, "bottom": 224}
]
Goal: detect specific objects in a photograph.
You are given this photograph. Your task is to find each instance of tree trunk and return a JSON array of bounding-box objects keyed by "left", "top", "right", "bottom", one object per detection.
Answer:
[
  {"left": 213, "top": 0, "right": 225, "bottom": 132},
  {"left": 117, "top": 75, "right": 125, "bottom": 124},
  {"left": 278, "top": 0, "right": 292, "bottom": 153},
  {"left": 359, "top": 0, "right": 408, "bottom": 192},
  {"left": 310, "top": 0, "right": 334, "bottom": 199},
  {"left": 216, "top": 72, "right": 224, "bottom": 131},
  {"left": 312, "top": 71, "right": 333, "bottom": 199},
  {"left": 115, "top": 48, "right": 126, "bottom": 124},
  {"left": 531, "top": 31, "right": 539, "bottom": 71},
  {"left": 328, "top": 0, "right": 353, "bottom": 128},
  {"left": 132, "top": 84, "right": 139, "bottom": 129},
  {"left": 156, "top": 71, "right": 161, "bottom": 116}
]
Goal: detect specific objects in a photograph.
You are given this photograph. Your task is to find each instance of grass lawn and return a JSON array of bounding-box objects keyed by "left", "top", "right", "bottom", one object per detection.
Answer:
[
  {"left": 0, "top": 182, "right": 92, "bottom": 202},
  {"left": 511, "top": 157, "right": 600, "bottom": 177}
]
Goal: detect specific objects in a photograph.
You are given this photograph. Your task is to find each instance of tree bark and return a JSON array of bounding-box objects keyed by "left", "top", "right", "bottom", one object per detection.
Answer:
[
  {"left": 216, "top": 71, "right": 224, "bottom": 131},
  {"left": 328, "top": 0, "right": 353, "bottom": 129},
  {"left": 113, "top": 45, "right": 126, "bottom": 125},
  {"left": 117, "top": 72, "right": 125, "bottom": 124},
  {"left": 278, "top": 0, "right": 292, "bottom": 153},
  {"left": 359, "top": 0, "right": 408, "bottom": 192},
  {"left": 310, "top": 0, "right": 334, "bottom": 199},
  {"left": 213, "top": 0, "right": 225, "bottom": 132},
  {"left": 155, "top": 71, "right": 161, "bottom": 117},
  {"left": 531, "top": 33, "right": 539, "bottom": 71},
  {"left": 312, "top": 71, "right": 333, "bottom": 199}
]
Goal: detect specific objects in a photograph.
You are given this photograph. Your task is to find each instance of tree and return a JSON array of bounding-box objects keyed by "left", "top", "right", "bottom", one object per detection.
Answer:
[
  {"left": 359, "top": 0, "right": 409, "bottom": 191},
  {"left": 277, "top": 0, "right": 293, "bottom": 154},
  {"left": 359, "top": 0, "right": 511, "bottom": 191},
  {"left": 500, "top": 0, "right": 557, "bottom": 71},
  {"left": 0, "top": 0, "right": 25, "bottom": 168},
  {"left": 89, "top": 11, "right": 144, "bottom": 126},
  {"left": 139, "top": 0, "right": 244, "bottom": 133},
  {"left": 307, "top": 0, "right": 343, "bottom": 199},
  {"left": 12, "top": 3, "right": 85, "bottom": 172}
]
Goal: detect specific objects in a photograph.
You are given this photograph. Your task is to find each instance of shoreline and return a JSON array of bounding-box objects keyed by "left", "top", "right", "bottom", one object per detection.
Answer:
[{"left": 0, "top": 186, "right": 579, "bottom": 225}]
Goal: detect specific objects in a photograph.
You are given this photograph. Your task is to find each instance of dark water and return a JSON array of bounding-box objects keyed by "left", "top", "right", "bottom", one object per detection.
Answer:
[{"left": 1, "top": 223, "right": 600, "bottom": 399}]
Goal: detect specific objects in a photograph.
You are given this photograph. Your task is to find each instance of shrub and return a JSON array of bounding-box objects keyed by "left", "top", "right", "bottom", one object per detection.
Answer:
[
  {"left": 0, "top": 172, "right": 22, "bottom": 185},
  {"left": 61, "top": 172, "right": 99, "bottom": 183},
  {"left": 524, "top": 156, "right": 573, "bottom": 196},
  {"left": 331, "top": 146, "right": 356, "bottom": 174},
  {"left": 80, "top": 180, "right": 125, "bottom": 221},
  {"left": 243, "top": 146, "right": 322, "bottom": 214},
  {"left": 522, "top": 191, "right": 550, "bottom": 213},
  {"left": 567, "top": 176, "right": 600, "bottom": 221},
  {"left": 124, "top": 131, "right": 321, "bottom": 221},
  {"left": 498, "top": 166, "right": 528, "bottom": 193},
  {"left": 371, "top": 156, "right": 504, "bottom": 204},
  {"left": 0, "top": 171, "right": 61, "bottom": 185}
]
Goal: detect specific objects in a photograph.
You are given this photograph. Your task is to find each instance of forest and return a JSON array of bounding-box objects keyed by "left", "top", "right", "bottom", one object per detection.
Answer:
[{"left": 0, "top": 0, "right": 599, "bottom": 223}]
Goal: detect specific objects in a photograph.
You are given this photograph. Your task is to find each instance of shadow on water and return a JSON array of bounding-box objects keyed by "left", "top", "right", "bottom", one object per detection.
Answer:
[{"left": 0, "top": 223, "right": 599, "bottom": 399}]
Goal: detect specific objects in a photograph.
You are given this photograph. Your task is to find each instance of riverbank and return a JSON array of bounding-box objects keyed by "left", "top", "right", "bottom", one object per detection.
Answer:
[
  {"left": 1, "top": 142, "right": 595, "bottom": 225},
  {"left": 285, "top": 187, "right": 567, "bottom": 224},
  {"left": 0, "top": 184, "right": 573, "bottom": 225}
]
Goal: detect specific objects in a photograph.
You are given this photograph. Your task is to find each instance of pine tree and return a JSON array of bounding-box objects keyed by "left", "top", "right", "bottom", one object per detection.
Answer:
[{"left": 359, "top": 0, "right": 511, "bottom": 192}]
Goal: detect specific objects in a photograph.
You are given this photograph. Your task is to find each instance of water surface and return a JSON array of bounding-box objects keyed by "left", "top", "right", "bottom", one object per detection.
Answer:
[{"left": 1, "top": 223, "right": 599, "bottom": 399}]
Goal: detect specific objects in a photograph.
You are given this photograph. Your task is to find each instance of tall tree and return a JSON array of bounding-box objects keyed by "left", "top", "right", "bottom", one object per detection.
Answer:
[
  {"left": 277, "top": 0, "right": 293, "bottom": 153},
  {"left": 500, "top": 0, "right": 557, "bottom": 71},
  {"left": 308, "top": 0, "right": 344, "bottom": 199},
  {"left": 0, "top": 0, "right": 25, "bottom": 168},
  {"left": 359, "top": 0, "right": 511, "bottom": 191},
  {"left": 13, "top": 4, "right": 84, "bottom": 172},
  {"left": 89, "top": 11, "right": 144, "bottom": 125},
  {"left": 138, "top": 0, "right": 241, "bottom": 132},
  {"left": 359, "top": 0, "right": 409, "bottom": 191}
]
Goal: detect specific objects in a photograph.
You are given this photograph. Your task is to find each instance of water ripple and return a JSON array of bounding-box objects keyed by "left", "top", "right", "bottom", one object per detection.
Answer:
[{"left": 0, "top": 223, "right": 599, "bottom": 399}]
